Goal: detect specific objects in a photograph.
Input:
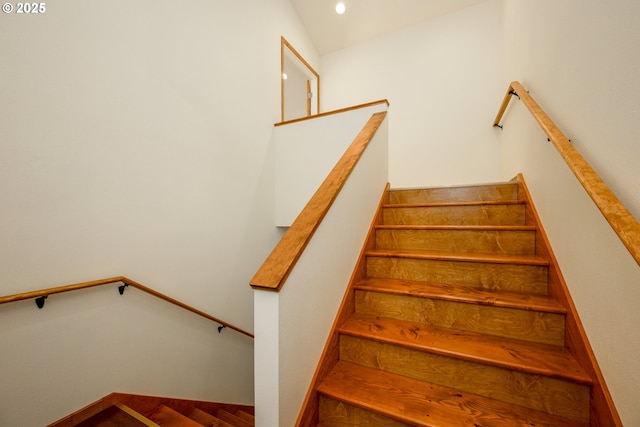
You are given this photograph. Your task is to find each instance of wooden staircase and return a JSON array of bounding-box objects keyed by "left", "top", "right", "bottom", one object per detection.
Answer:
[
  {"left": 144, "top": 405, "right": 254, "bottom": 427},
  {"left": 50, "top": 393, "right": 254, "bottom": 427},
  {"left": 302, "top": 180, "right": 595, "bottom": 427}
]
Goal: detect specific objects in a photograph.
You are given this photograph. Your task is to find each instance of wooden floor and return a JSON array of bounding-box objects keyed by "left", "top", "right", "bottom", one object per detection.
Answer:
[{"left": 305, "top": 181, "right": 593, "bottom": 427}]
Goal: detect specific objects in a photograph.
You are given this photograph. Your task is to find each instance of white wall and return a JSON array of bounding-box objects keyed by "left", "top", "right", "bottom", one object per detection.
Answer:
[
  {"left": 501, "top": 0, "right": 640, "bottom": 221},
  {"left": 0, "top": 285, "right": 255, "bottom": 426},
  {"left": 320, "top": 0, "right": 504, "bottom": 188},
  {"left": 500, "top": 1, "right": 640, "bottom": 424},
  {"left": 255, "top": 113, "right": 389, "bottom": 427},
  {"left": 274, "top": 102, "right": 388, "bottom": 226},
  {"left": 0, "top": 0, "right": 319, "bottom": 424}
]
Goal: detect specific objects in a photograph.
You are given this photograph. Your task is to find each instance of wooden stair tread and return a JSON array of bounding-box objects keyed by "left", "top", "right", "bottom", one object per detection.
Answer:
[
  {"left": 366, "top": 249, "right": 550, "bottom": 266},
  {"left": 76, "top": 403, "right": 161, "bottom": 427},
  {"left": 355, "top": 277, "right": 566, "bottom": 313},
  {"left": 189, "top": 407, "right": 234, "bottom": 427},
  {"left": 388, "top": 183, "right": 519, "bottom": 204},
  {"left": 340, "top": 314, "right": 592, "bottom": 385},
  {"left": 306, "top": 181, "right": 600, "bottom": 426},
  {"left": 318, "top": 361, "right": 588, "bottom": 427},
  {"left": 375, "top": 224, "right": 536, "bottom": 231},
  {"left": 147, "top": 405, "right": 202, "bottom": 427},
  {"left": 216, "top": 409, "right": 254, "bottom": 427},
  {"left": 235, "top": 410, "right": 255, "bottom": 423},
  {"left": 382, "top": 201, "right": 527, "bottom": 226},
  {"left": 383, "top": 200, "right": 526, "bottom": 208},
  {"left": 375, "top": 226, "right": 536, "bottom": 256}
]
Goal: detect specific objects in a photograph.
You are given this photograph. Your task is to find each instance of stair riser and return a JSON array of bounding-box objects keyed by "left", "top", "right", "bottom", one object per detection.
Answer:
[
  {"left": 340, "top": 335, "right": 589, "bottom": 423},
  {"left": 217, "top": 409, "right": 254, "bottom": 427},
  {"left": 319, "top": 396, "right": 409, "bottom": 427},
  {"left": 355, "top": 291, "right": 565, "bottom": 345},
  {"left": 236, "top": 410, "right": 255, "bottom": 423},
  {"left": 311, "top": 180, "right": 597, "bottom": 427},
  {"left": 148, "top": 405, "right": 203, "bottom": 427},
  {"left": 388, "top": 184, "right": 518, "bottom": 204},
  {"left": 375, "top": 229, "right": 535, "bottom": 256},
  {"left": 189, "top": 408, "right": 235, "bottom": 426},
  {"left": 76, "top": 405, "right": 153, "bottom": 427},
  {"left": 366, "top": 256, "right": 549, "bottom": 294},
  {"left": 383, "top": 204, "right": 526, "bottom": 226}
]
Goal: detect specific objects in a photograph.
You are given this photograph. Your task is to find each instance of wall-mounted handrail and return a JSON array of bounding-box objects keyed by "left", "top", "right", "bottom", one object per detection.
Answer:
[
  {"left": 251, "top": 111, "right": 388, "bottom": 292},
  {"left": 0, "top": 276, "right": 254, "bottom": 338},
  {"left": 494, "top": 80, "right": 640, "bottom": 267}
]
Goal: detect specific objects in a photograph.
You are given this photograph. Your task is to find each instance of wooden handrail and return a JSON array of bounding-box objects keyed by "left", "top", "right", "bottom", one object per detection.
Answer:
[
  {"left": 0, "top": 276, "right": 254, "bottom": 338},
  {"left": 494, "top": 81, "right": 640, "bottom": 267},
  {"left": 251, "top": 111, "right": 388, "bottom": 291},
  {"left": 275, "top": 99, "right": 389, "bottom": 127}
]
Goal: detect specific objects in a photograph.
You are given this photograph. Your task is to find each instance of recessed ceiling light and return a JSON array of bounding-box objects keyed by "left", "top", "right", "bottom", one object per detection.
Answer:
[{"left": 335, "top": 2, "right": 346, "bottom": 15}]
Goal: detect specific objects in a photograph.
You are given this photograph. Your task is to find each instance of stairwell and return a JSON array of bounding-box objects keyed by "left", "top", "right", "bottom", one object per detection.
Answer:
[
  {"left": 52, "top": 393, "right": 255, "bottom": 427},
  {"left": 144, "top": 405, "right": 254, "bottom": 427},
  {"left": 311, "top": 180, "right": 593, "bottom": 427}
]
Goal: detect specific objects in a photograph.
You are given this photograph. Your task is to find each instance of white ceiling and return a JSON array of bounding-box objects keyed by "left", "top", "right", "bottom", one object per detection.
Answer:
[{"left": 290, "top": 0, "right": 486, "bottom": 55}]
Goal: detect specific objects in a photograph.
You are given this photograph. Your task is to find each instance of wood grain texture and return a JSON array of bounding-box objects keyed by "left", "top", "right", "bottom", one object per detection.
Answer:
[
  {"left": 492, "top": 84, "right": 516, "bottom": 128},
  {"left": 515, "top": 174, "right": 623, "bottom": 426},
  {"left": 0, "top": 276, "right": 126, "bottom": 305},
  {"left": 340, "top": 335, "right": 589, "bottom": 422},
  {"left": 188, "top": 408, "right": 234, "bottom": 427},
  {"left": 339, "top": 314, "right": 590, "bottom": 384},
  {"left": 317, "top": 361, "right": 588, "bottom": 427},
  {"left": 49, "top": 392, "right": 255, "bottom": 427},
  {"left": 0, "top": 276, "right": 254, "bottom": 338},
  {"left": 496, "top": 81, "right": 640, "bottom": 267},
  {"left": 147, "top": 405, "right": 202, "bottom": 427},
  {"left": 303, "top": 179, "right": 607, "bottom": 426},
  {"left": 235, "top": 410, "right": 255, "bottom": 423},
  {"left": 374, "top": 225, "right": 536, "bottom": 256},
  {"left": 295, "top": 184, "right": 390, "bottom": 427},
  {"left": 216, "top": 409, "right": 254, "bottom": 427},
  {"left": 388, "top": 183, "right": 518, "bottom": 204},
  {"left": 366, "top": 251, "right": 549, "bottom": 294},
  {"left": 355, "top": 278, "right": 565, "bottom": 313},
  {"left": 251, "top": 111, "right": 387, "bottom": 291},
  {"left": 75, "top": 404, "right": 159, "bottom": 427},
  {"left": 319, "top": 397, "right": 409, "bottom": 427},
  {"left": 382, "top": 201, "right": 526, "bottom": 226},
  {"left": 47, "top": 393, "right": 115, "bottom": 427},
  {"left": 112, "top": 393, "right": 254, "bottom": 421},
  {"left": 355, "top": 290, "right": 565, "bottom": 345},
  {"left": 121, "top": 277, "right": 254, "bottom": 338}
]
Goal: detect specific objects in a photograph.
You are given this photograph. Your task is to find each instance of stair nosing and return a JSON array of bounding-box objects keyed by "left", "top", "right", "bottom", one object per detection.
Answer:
[
  {"left": 114, "top": 403, "right": 162, "bottom": 427},
  {"left": 375, "top": 224, "right": 537, "bottom": 231},
  {"left": 365, "top": 249, "right": 550, "bottom": 266},
  {"left": 338, "top": 315, "right": 592, "bottom": 385},
  {"left": 382, "top": 200, "right": 526, "bottom": 208},
  {"left": 318, "top": 361, "right": 589, "bottom": 427},
  {"left": 216, "top": 409, "right": 255, "bottom": 427},
  {"left": 147, "top": 404, "right": 203, "bottom": 427},
  {"left": 355, "top": 277, "right": 565, "bottom": 313},
  {"left": 389, "top": 181, "right": 518, "bottom": 192}
]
